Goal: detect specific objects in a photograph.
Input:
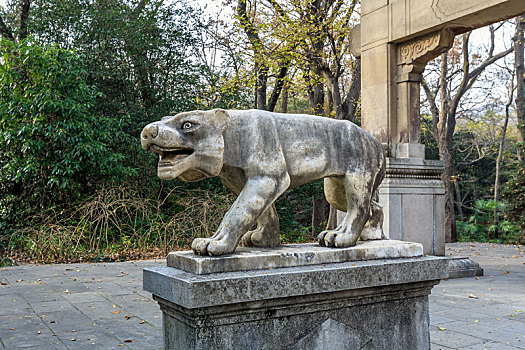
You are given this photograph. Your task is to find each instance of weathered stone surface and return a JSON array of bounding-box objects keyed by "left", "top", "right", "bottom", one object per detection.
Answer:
[
  {"left": 144, "top": 256, "right": 447, "bottom": 349},
  {"left": 141, "top": 109, "right": 387, "bottom": 256},
  {"left": 447, "top": 257, "right": 484, "bottom": 279},
  {"left": 144, "top": 256, "right": 447, "bottom": 309},
  {"left": 167, "top": 240, "right": 423, "bottom": 275},
  {"left": 378, "top": 158, "right": 445, "bottom": 256}
]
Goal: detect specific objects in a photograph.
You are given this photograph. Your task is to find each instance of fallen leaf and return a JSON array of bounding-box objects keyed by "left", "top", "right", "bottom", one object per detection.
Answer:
[
  {"left": 125, "top": 315, "right": 131, "bottom": 320},
  {"left": 1, "top": 282, "right": 7, "bottom": 285},
  {"left": 70, "top": 338, "right": 76, "bottom": 341},
  {"left": 111, "top": 310, "right": 121, "bottom": 314},
  {"left": 139, "top": 320, "right": 145, "bottom": 324},
  {"left": 438, "top": 327, "right": 446, "bottom": 331},
  {"left": 468, "top": 294, "right": 478, "bottom": 299},
  {"left": 474, "top": 320, "right": 479, "bottom": 323},
  {"left": 503, "top": 271, "right": 510, "bottom": 274},
  {"left": 37, "top": 331, "right": 41, "bottom": 334},
  {"left": 11, "top": 328, "right": 19, "bottom": 331},
  {"left": 124, "top": 339, "right": 134, "bottom": 343}
]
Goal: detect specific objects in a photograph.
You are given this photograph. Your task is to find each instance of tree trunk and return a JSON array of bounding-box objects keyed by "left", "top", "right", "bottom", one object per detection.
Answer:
[
  {"left": 18, "top": 0, "right": 30, "bottom": 41},
  {"left": 342, "top": 58, "right": 361, "bottom": 122},
  {"left": 312, "top": 197, "right": 328, "bottom": 235},
  {"left": 453, "top": 171, "right": 464, "bottom": 221},
  {"left": 493, "top": 81, "right": 513, "bottom": 237},
  {"left": 237, "top": 0, "right": 268, "bottom": 111},
  {"left": 439, "top": 139, "right": 458, "bottom": 242},
  {"left": 267, "top": 66, "right": 288, "bottom": 112},
  {"left": 281, "top": 81, "right": 288, "bottom": 113},
  {"left": 312, "top": 81, "right": 324, "bottom": 116},
  {"left": 256, "top": 64, "right": 268, "bottom": 110},
  {"left": 515, "top": 15, "right": 525, "bottom": 161},
  {"left": 326, "top": 87, "right": 333, "bottom": 117}
]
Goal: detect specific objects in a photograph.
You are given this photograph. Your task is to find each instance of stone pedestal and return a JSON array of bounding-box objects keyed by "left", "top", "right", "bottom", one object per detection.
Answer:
[
  {"left": 379, "top": 157, "right": 445, "bottom": 256},
  {"left": 144, "top": 241, "right": 448, "bottom": 350}
]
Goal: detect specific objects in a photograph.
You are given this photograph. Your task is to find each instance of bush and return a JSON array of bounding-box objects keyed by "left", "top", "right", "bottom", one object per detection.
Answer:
[
  {"left": 456, "top": 199, "right": 523, "bottom": 244},
  {"left": 0, "top": 38, "right": 135, "bottom": 231},
  {"left": 2, "top": 185, "right": 235, "bottom": 264},
  {"left": 502, "top": 155, "right": 525, "bottom": 242}
]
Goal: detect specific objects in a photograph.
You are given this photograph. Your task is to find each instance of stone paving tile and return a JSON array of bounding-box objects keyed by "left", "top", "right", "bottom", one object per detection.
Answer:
[
  {"left": 437, "top": 320, "right": 525, "bottom": 348},
  {"left": 430, "top": 327, "right": 485, "bottom": 348},
  {"left": 428, "top": 242, "right": 525, "bottom": 350},
  {"left": 0, "top": 314, "right": 56, "bottom": 349},
  {"left": 1, "top": 245, "right": 524, "bottom": 349}
]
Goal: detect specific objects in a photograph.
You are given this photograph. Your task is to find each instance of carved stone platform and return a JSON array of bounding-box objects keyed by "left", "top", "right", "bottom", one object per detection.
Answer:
[
  {"left": 168, "top": 240, "right": 423, "bottom": 275},
  {"left": 144, "top": 243, "right": 447, "bottom": 350}
]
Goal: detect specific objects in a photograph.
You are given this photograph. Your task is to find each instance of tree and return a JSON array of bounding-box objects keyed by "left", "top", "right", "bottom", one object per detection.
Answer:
[
  {"left": 493, "top": 68, "right": 515, "bottom": 237},
  {"left": 422, "top": 26, "right": 514, "bottom": 242},
  {"left": 515, "top": 15, "right": 525, "bottom": 155}
]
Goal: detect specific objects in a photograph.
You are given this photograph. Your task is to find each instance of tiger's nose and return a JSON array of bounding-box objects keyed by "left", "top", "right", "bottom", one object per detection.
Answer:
[{"left": 142, "top": 123, "right": 159, "bottom": 139}]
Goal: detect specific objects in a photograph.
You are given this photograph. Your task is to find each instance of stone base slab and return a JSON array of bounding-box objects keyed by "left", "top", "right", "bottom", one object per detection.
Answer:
[
  {"left": 144, "top": 256, "right": 447, "bottom": 349},
  {"left": 447, "top": 257, "right": 484, "bottom": 279},
  {"left": 167, "top": 240, "right": 423, "bottom": 275}
]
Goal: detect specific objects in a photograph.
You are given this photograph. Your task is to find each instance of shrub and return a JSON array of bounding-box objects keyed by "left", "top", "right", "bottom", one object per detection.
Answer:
[
  {"left": 456, "top": 199, "right": 522, "bottom": 244},
  {"left": 0, "top": 38, "right": 134, "bottom": 232}
]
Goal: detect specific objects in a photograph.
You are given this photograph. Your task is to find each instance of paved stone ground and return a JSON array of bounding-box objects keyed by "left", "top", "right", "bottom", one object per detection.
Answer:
[
  {"left": 431, "top": 243, "right": 525, "bottom": 350},
  {"left": 0, "top": 242, "right": 523, "bottom": 350}
]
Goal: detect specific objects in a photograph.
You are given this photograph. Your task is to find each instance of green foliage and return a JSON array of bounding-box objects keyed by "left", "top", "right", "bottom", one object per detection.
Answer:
[
  {"left": 276, "top": 180, "right": 325, "bottom": 242},
  {"left": 0, "top": 38, "right": 134, "bottom": 229},
  {"left": 502, "top": 153, "right": 525, "bottom": 240},
  {"left": 420, "top": 115, "right": 439, "bottom": 160},
  {"left": 456, "top": 200, "right": 522, "bottom": 244},
  {"left": 27, "top": 0, "right": 205, "bottom": 131}
]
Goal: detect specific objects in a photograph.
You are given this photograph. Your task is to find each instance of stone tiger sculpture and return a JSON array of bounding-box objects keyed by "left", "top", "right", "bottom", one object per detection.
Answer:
[{"left": 141, "top": 109, "right": 386, "bottom": 256}]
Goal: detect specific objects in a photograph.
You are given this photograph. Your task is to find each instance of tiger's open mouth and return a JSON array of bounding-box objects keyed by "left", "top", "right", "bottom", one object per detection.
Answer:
[{"left": 148, "top": 145, "right": 194, "bottom": 167}]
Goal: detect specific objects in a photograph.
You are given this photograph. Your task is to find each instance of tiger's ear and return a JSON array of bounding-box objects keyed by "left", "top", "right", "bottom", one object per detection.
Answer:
[{"left": 213, "top": 109, "right": 230, "bottom": 132}]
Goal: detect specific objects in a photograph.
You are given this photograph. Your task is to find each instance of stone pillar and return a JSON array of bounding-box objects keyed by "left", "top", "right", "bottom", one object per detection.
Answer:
[
  {"left": 358, "top": 3, "right": 455, "bottom": 255},
  {"left": 144, "top": 242, "right": 448, "bottom": 350}
]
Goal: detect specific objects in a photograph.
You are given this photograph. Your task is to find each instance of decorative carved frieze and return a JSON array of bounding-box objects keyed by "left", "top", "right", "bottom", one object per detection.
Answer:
[
  {"left": 400, "top": 32, "right": 441, "bottom": 63},
  {"left": 397, "top": 28, "right": 455, "bottom": 68}
]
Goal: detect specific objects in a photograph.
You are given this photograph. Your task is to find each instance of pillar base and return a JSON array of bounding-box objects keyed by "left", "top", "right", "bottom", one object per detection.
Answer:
[{"left": 379, "top": 157, "right": 445, "bottom": 255}]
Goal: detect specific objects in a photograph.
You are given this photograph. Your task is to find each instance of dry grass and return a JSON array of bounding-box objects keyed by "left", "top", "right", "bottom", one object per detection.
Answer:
[{"left": 3, "top": 185, "right": 234, "bottom": 264}]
